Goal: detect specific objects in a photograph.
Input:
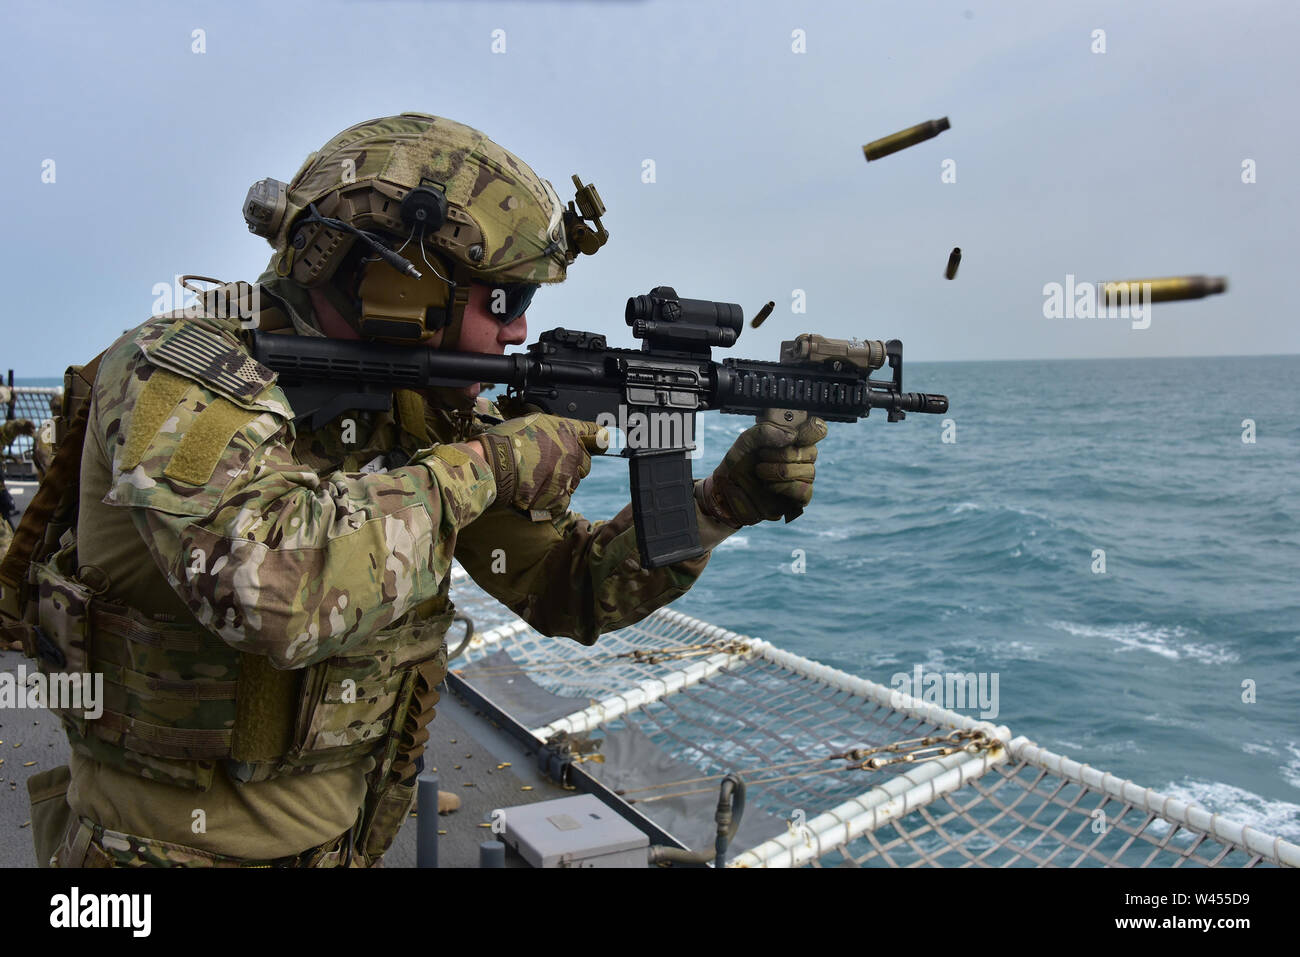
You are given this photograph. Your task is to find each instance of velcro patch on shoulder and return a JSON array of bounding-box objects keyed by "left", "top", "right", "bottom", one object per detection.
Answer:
[
  {"left": 121, "top": 369, "right": 192, "bottom": 472},
  {"left": 142, "top": 322, "right": 275, "bottom": 403},
  {"left": 163, "top": 397, "right": 258, "bottom": 486}
]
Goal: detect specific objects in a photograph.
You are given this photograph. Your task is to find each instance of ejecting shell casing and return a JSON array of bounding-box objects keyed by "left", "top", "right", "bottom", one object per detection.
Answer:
[
  {"left": 944, "top": 247, "right": 961, "bottom": 280},
  {"left": 750, "top": 301, "right": 776, "bottom": 329},
  {"left": 863, "top": 117, "right": 951, "bottom": 162},
  {"left": 1100, "top": 276, "right": 1228, "bottom": 303}
]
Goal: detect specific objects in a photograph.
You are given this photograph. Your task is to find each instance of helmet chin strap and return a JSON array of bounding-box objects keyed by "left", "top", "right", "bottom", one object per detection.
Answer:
[
  {"left": 414, "top": 249, "right": 476, "bottom": 414},
  {"left": 438, "top": 264, "right": 473, "bottom": 351},
  {"left": 418, "top": 224, "right": 472, "bottom": 351}
]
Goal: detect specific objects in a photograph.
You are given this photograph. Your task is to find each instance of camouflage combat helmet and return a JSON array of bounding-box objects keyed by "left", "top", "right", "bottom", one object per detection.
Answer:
[{"left": 242, "top": 112, "right": 607, "bottom": 343}]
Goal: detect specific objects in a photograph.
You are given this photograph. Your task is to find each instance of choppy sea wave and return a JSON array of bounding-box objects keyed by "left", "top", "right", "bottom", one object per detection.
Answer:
[{"left": 568, "top": 354, "right": 1300, "bottom": 840}]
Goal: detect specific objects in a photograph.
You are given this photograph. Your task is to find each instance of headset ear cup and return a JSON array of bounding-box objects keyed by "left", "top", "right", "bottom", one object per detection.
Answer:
[
  {"left": 357, "top": 248, "right": 461, "bottom": 341},
  {"left": 400, "top": 186, "right": 448, "bottom": 232}
]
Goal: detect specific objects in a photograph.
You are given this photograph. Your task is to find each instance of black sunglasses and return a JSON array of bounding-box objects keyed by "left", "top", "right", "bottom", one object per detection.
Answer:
[{"left": 478, "top": 282, "right": 539, "bottom": 324}]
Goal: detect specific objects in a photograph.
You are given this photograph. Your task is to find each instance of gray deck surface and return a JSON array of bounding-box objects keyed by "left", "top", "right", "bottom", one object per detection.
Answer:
[
  {"left": 385, "top": 686, "right": 572, "bottom": 868},
  {"left": 0, "top": 650, "right": 64, "bottom": 868},
  {"left": 0, "top": 649, "right": 569, "bottom": 868}
]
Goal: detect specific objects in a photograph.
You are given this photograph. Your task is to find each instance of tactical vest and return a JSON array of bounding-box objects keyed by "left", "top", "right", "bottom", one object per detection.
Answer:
[
  {"left": 31, "top": 537, "right": 453, "bottom": 790},
  {"left": 8, "top": 283, "right": 470, "bottom": 793}
]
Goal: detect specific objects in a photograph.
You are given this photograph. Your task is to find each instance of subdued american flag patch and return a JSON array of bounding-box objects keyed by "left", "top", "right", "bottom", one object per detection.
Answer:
[{"left": 143, "top": 323, "right": 275, "bottom": 400}]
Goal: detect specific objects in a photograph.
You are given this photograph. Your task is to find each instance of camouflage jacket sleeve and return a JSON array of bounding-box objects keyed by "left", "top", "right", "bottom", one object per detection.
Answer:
[
  {"left": 94, "top": 319, "right": 497, "bottom": 669},
  {"left": 453, "top": 494, "right": 725, "bottom": 646}
]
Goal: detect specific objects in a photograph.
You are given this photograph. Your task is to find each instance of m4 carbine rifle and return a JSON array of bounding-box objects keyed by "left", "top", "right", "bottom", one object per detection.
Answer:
[{"left": 249, "top": 286, "right": 948, "bottom": 569}]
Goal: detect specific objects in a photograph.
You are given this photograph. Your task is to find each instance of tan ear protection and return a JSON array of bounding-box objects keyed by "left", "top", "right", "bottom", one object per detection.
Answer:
[{"left": 354, "top": 184, "right": 466, "bottom": 342}]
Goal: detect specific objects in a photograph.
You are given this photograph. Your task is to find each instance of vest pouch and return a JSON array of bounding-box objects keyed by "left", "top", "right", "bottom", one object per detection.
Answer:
[
  {"left": 280, "top": 611, "right": 455, "bottom": 773},
  {"left": 359, "top": 777, "right": 416, "bottom": 863},
  {"left": 33, "top": 545, "right": 230, "bottom": 790},
  {"left": 30, "top": 543, "right": 96, "bottom": 737},
  {"left": 27, "top": 764, "right": 73, "bottom": 868}
]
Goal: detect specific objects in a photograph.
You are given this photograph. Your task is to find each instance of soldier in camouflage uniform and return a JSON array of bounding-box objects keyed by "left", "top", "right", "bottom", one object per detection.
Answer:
[
  {"left": 0, "top": 387, "right": 36, "bottom": 559},
  {"left": 22, "top": 114, "right": 826, "bottom": 867}
]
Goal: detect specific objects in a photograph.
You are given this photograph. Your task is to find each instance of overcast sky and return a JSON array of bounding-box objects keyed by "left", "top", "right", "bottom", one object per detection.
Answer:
[{"left": 3, "top": 0, "right": 1297, "bottom": 375}]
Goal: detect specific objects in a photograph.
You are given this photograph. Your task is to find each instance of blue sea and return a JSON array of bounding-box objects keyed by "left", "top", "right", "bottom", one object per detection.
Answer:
[
  {"left": 15, "top": 358, "right": 1300, "bottom": 841},
  {"left": 567, "top": 355, "right": 1300, "bottom": 842}
]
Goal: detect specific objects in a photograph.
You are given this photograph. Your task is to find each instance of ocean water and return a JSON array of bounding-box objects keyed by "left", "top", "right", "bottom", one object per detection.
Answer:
[
  {"left": 566, "top": 355, "right": 1300, "bottom": 842},
  {"left": 10, "top": 378, "right": 62, "bottom": 389},
  {"left": 13, "top": 359, "right": 1300, "bottom": 841}
]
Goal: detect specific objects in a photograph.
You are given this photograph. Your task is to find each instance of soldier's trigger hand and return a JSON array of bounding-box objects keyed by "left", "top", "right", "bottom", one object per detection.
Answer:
[
  {"left": 479, "top": 414, "right": 609, "bottom": 515},
  {"left": 699, "top": 417, "right": 828, "bottom": 528}
]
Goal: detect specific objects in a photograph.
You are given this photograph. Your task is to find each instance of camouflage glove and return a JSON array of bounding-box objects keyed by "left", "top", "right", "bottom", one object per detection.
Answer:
[
  {"left": 698, "top": 417, "right": 828, "bottom": 528},
  {"left": 479, "top": 413, "right": 606, "bottom": 516}
]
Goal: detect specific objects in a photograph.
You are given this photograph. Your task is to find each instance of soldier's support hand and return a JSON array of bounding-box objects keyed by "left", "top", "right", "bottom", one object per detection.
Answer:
[
  {"left": 478, "top": 414, "right": 607, "bottom": 516},
  {"left": 698, "top": 417, "right": 828, "bottom": 528}
]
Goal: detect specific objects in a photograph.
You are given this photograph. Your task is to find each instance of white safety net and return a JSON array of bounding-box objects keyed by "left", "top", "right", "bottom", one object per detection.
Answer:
[{"left": 448, "top": 567, "right": 1298, "bottom": 868}]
